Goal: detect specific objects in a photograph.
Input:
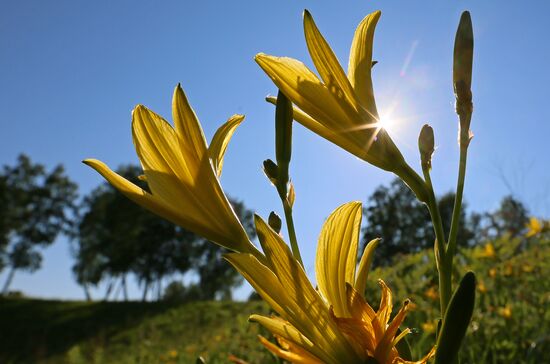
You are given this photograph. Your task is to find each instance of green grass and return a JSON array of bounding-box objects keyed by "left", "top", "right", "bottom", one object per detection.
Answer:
[
  {"left": 1, "top": 233, "right": 548, "bottom": 363},
  {"left": 0, "top": 299, "right": 273, "bottom": 364}
]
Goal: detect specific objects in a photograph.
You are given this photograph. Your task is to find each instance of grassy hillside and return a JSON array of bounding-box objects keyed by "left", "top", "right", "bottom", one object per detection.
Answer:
[
  {"left": 0, "top": 299, "right": 273, "bottom": 364},
  {"left": 1, "top": 233, "right": 548, "bottom": 363}
]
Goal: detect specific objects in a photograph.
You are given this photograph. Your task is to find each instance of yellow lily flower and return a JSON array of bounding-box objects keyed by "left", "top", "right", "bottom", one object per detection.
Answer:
[
  {"left": 226, "top": 202, "right": 434, "bottom": 363},
  {"left": 84, "top": 84, "right": 263, "bottom": 261},
  {"left": 256, "top": 10, "right": 428, "bottom": 201}
]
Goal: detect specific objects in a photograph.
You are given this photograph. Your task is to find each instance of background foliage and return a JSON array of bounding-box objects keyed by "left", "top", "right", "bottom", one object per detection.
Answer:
[{"left": 1, "top": 232, "right": 548, "bottom": 363}]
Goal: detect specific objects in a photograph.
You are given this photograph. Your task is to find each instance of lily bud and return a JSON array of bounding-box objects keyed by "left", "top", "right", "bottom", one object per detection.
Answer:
[
  {"left": 275, "top": 90, "right": 293, "bottom": 188},
  {"left": 268, "top": 211, "right": 282, "bottom": 234},
  {"left": 418, "top": 124, "right": 435, "bottom": 170},
  {"left": 453, "top": 11, "right": 474, "bottom": 123},
  {"left": 262, "top": 159, "right": 279, "bottom": 185}
]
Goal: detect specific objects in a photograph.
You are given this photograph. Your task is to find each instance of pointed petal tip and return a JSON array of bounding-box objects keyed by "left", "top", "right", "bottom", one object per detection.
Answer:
[
  {"left": 229, "top": 114, "right": 245, "bottom": 122},
  {"left": 254, "top": 52, "right": 268, "bottom": 62},
  {"left": 82, "top": 158, "right": 102, "bottom": 168},
  {"left": 132, "top": 104, "right": 148, "bottom": 118}
]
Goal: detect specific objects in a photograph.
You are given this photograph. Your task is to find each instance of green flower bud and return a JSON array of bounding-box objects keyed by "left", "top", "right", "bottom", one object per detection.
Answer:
[
  {"left": 262, "top": 159, "right": 279, "bottom": 185},
  {"left": 453, "top": 11, "right": 474, "bottom": 120},
  {"left": 418, "top": 124, "right": 435, "bottom": 170},
  {"left": 268, "top": 211, "right": 282, "bottom": 233},
  {"left": 275, "top": 90, "right": 293, "bottom": 187}
]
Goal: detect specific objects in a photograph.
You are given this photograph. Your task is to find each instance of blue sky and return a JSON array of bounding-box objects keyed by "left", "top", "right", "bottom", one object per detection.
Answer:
[{"left": 1, "top": 1, "right": 549, "bottom": 300}]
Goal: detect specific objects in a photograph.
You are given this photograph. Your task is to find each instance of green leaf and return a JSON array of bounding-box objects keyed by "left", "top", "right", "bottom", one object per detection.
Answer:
[{"left": 435, "top": 271, "right": 476, "bottom": 364}]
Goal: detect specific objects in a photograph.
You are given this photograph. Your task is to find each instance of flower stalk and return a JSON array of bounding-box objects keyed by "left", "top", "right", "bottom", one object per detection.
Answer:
[
  {"left": 442, "top": 10, "right": 475, "bottom": 316},
  {"left": 269, "top": 90, "right": 303, "bottom": 267}
]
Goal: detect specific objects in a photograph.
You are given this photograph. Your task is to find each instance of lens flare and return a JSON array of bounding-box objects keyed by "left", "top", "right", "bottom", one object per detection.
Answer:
[{"left": 376, "top": 117, "right": 394, "bottom": 132}]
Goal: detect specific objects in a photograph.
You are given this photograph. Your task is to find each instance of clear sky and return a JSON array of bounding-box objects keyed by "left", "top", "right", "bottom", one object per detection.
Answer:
[{"left": 1, "top": 0, "right": 549, "bottom": 300}]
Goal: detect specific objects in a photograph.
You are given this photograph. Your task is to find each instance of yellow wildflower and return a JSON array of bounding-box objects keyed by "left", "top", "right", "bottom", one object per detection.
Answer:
[
  {"left": 256, "top": 10, "right": 428, "bottom": 202},
  {"left": 167, "top": 350, "right": 178, "bottom": 359},
  {"left": 424, "top": 286, "right": 439, "bottom": 301},
  {"left": 84, "top": 84, "right": 264, "bottom": 261},
  {"left": 497, "top": 305, "right": 512, "bottom": 320},
  {"left": 526, "top": 217, "right": 542, "bottom": 237},
  {"left": 483, "top": 243, "right": 495, "bottom": 258},
  {"left": 522, "top": 264, "right": 534, "bottom": 273},
  {"left": 504, "top": 264, "right": 513, "bottom": 277},
  {"left": 488, "top": 268, "right": 497, "bottom": 278},
  {"left": 421, "top": 321, "right": 436, "bottom": 334},
  {"left": 226, "top": 202, "right": 434, "bottom": 363},
  {"left": 477, "top": 281, "right": 487, "bottom": 294}
]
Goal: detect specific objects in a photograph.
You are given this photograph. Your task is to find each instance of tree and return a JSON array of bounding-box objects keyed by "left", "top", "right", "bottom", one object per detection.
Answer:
[
  {"left": 0, "top": 155, "right": 77, "bottom": 294},
  {"left": 362, "top": 178, "right": 476, "bottom": 266},
  {"left": 192, "top": 199, "right": 256, "bottom": 300},
  {"left": 481, "top": 195, "right": 529, "bottom": 239},
  {"left": 74, "top": 165, "right": 196, "bottom": 301}
]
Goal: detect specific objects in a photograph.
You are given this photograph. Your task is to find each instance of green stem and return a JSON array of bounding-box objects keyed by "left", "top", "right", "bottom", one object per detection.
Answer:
[
  {"left": 397, "top": 163, "right": 430, "bottom": 204},
  {"left": 447, "top": 136, "right": 470, "bottom": 263},
  {"left": 282, "top": 198, "right": 303, "bottom": 267},
  {"left": 422, "top": 165, "right": 452, "bottom": 314}
]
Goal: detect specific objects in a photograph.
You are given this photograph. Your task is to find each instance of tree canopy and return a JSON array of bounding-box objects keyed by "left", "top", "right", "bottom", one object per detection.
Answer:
[
  {"left": 0, "top": 155, "right": 77, "bottom": 294},
  {"left": 361, "top": 179, "right": 478, "bottom": 266}
]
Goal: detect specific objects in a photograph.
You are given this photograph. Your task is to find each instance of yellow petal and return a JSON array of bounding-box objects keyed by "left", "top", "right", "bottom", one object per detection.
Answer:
[
  {"left": 348, "top": 11, "right": 381, "bottom": 117},
  {"left": 330, "top": 306, "right": 377, "bottom": 355},
  {"left": 258, "top": 335, "right": 324, "bottom": 364},
  {"left": 226, "top": 253, "right": 350, "bottom": 363},
  {"left": 394, "top": 346, "right": 436, "bottom": 364},
  {"left": 251, "top": 317, "right": 326, "bottom": 362},
  {"left": 316, "top": 201, "right": 362, "bottom": 317},
  {"left": 355, "top": 238, "right": 380, "bottom": 297},
  {"left": 345, "top": 283, "right": 383, "bottom": 340},
  {"left": 303, "top": 10, "right": 359, "bottom": 112},
  {"left": 172, "top": 84, "right": 208, "bottom": 161},
  {"left": 208, "top": 114, "right": 244, "bottom": 177},
  {"left": 131, "top": 104, "right": 259, "bottom": 256},
  {"left": 254, "top": 215, "right": 361, "bottom": 363},
  {"left": 85, "top": 159, "right": 258, "bottom": 257},
  {"left": 276, "top": 336, "right": 326, "bottom": 364},
  {"left": 376, "top": 279, "right": 393, "bottom": 328},
  {"left": 266, "top": 94, "right": 400, "bottom": 174},
  {"left": 132, "top": 104, "right": 198, "bottom": 184},
  {"left": 266, "top": 95, "right": 369, "bottom": 160},
  {"left": 83, "top": 159, "right": 189, "bottom": 230},
  {"left": 224, "top": 252, "right": 287, "bottom": 315},
  {"left": 255, "top": 54, "right": 359, "bottom": 132},
  {"left": 374, "top": 300, "right": 411, "bottom": 363}
]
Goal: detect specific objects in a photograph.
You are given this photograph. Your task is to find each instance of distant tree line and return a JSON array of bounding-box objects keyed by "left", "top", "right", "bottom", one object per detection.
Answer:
[
  {"left": 361, "top": 178, "right": 530, "bottom": 266},
  {"left": 0, "top": 155, "right": 532, "bottom": 300},
  {"left": 0, "top": 155, "right": 251, "bottom": 301}
]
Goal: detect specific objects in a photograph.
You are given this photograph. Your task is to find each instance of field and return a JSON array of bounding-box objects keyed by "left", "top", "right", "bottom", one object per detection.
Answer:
[{"left": 1, "top": 233, "right": 548, "bottom": 364}]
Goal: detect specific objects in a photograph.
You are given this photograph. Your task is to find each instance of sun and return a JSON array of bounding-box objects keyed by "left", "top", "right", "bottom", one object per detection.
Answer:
[{"left": 375, "top": 117, "right": 394, "bottom": 132}]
